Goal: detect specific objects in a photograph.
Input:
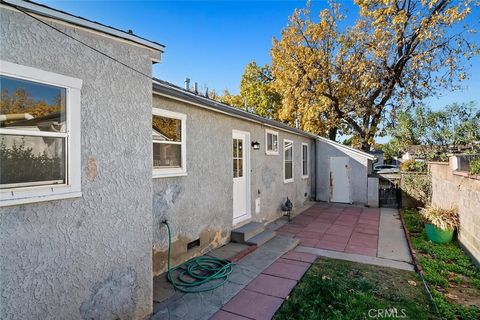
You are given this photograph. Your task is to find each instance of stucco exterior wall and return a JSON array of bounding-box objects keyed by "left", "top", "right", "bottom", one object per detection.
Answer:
[
  {"left": 429, "top": 162, "right": 480, "bottom": 265},
  {"left": 315, "top": 139, "right": 370, "bottom": 205},
  {"left": 151, "top": 94, "right": 315, "bottom": 275},
  {"left": 0, "top": 7, "right": 159, "bottom": 320}
]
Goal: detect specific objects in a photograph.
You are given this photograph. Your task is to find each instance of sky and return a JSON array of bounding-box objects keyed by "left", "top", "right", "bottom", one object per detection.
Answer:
[{"left": 38, "top": 0, "right": 480, "bottom": 141}]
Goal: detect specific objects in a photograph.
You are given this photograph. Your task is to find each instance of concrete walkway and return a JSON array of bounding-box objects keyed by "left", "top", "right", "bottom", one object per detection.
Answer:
[{"left": 378, "top": 208, "right": 413, "bottom": 263}]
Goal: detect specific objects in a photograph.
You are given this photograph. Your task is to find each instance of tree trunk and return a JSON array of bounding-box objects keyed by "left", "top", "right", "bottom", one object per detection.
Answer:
[{"left": 328, "top": 127, "right": 338, "bottom": 141}]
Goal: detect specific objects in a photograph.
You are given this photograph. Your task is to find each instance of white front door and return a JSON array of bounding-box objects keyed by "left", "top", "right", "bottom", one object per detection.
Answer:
[
  {"left": 232, "top": 130, "right": 250, "bottom": 225},
  {"left": 329, "top": 156, "right": 351, "bottom": 203}
]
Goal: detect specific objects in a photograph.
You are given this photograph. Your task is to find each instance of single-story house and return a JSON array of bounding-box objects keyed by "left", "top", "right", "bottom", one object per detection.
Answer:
[{"left": 0, "top": 1, "right": 377, "bottom": 319}]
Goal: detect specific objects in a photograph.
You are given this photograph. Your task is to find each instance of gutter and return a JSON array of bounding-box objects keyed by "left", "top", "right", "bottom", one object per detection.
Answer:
[
  {"left": 152, "top": 79, "right": 318, "bottom": 140},
  {"left": 2, "top": 0, "right": 165, "bottom": 52}
]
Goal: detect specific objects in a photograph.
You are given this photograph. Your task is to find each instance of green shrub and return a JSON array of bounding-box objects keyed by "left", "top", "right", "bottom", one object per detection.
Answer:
[
  {"left": 400, "top": 160, "right": 427, "bottom": 172},
  {"left": 469, "top": 158, "right": 480, "bottom": 175}
]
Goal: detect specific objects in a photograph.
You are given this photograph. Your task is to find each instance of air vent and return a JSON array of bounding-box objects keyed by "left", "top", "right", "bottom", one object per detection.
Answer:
[{"left": 187, "top": 239, "right": 200, "bottom": 250}]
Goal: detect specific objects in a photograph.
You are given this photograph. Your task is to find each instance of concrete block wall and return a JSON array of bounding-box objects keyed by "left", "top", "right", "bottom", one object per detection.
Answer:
[{"left": 429, "top": 161, "right": 480, "bottom": 265}]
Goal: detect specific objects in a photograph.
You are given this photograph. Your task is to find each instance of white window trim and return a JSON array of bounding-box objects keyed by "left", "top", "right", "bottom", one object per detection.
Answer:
[
  {"left": 265, "top": 129, "right": 279, "bottom": 155},
  {"left": 0, "top": 60, "right": 82, "bottom": 207},
  {"left": 283, "top": 139, "right": 294, "bottom": 183},
  {"left": 152, "top": 108, "right": 187, "bottom": 178},
  {"left": 301, "top": 143, "right": 309, "bottom": 179}
]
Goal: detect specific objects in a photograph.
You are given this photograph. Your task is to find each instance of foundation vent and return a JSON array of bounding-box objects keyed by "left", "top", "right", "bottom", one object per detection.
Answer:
[{"left": 187, "top": 239, "right": 200, "bottom": 250}]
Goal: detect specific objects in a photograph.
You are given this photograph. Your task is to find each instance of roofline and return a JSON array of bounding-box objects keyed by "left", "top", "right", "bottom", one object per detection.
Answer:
[
  {"left": 152, "top": 79, "right": 318, "bottom": 139},
  {"left": 151, "top": 79, "right": 373, "bottom": 160},
  {"left": 2, "top": 0, "right": 165, "bottom": 52},
  {"left": 316, "top": 136, "right": 376, "bottom": 160}
]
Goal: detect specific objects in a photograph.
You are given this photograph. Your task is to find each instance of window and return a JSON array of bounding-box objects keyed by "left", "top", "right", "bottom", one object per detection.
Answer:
[
  {"left": 0, "top": 60, "right": 82, "bottom": 206},
  {"left": 265, "top": 129, "right": 279, "bottom": 155},
  {"left": 283, "top": 139, "right": 294, "bottom": 183},
  {"left": 302, "top": 143, "right": 309, "bottom": 178},
  {"left": 232, "top": 138, "right": 243, "bottom": 178},
  {"left": 152, "top": 108, "right": 186, "bottom": 178}
]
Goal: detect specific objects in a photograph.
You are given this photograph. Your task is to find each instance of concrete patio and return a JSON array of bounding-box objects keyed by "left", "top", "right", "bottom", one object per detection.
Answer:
[{"left": 276, "top": 202, "right": 381, "bottom": 256}]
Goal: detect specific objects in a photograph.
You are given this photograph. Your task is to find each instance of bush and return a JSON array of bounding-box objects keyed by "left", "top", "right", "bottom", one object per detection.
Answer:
[
  {"left": 400, "top": 159, "right": 427, "bottom": 172},
  {"left": 420, "top": 206, "right": 459, "bottom": 231},
  {"left": 469, "top": 158, "right": 480, "bottom": 175}
]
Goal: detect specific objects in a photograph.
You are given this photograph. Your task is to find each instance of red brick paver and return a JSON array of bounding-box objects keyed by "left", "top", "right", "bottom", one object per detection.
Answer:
[
  {"left": 221, "top": 290, "right": 283, "bottom": 320},
  {"left": 211, "top": 310, "right": 251, "bottom": 320},
  {"left": 245, "top": 274, "right": 297, "bottom": 298},
  {"left": 276, "top": 203, "right": 380, "bottom": 257},
  {"left": 212, "top": 203, "right": 381, "bottom": 320},
  {"left": 213, "top": 248, "right": 318, "bottom": 320}
]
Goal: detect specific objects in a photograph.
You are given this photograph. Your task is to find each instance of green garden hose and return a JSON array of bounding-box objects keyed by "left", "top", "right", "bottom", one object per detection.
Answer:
[{"left": 162, "top": 220, "right": 235, "bottom": 293}]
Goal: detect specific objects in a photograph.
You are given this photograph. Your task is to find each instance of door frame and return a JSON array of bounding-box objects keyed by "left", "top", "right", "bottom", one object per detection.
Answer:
[{"left": 232, "top": 129, "right": 251, "bottom": 226}]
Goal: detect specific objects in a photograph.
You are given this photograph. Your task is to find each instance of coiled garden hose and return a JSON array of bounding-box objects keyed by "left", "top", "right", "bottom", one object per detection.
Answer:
[{"left": 162, "top": 220, "right": 235, "bottom": 293}]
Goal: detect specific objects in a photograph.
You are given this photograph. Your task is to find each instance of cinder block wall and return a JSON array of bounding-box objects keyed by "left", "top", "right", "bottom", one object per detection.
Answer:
[{"left": 429, "top": 161, "right": 480, "bottom": 266}]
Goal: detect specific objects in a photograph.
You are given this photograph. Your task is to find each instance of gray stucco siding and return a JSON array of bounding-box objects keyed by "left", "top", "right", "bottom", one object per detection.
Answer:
[
  {"left": 315, "top": 139, "right": 370, "bottom": 205},
  {"left": 1, "top": 7, "right": 159, "bottom": 320},
  {"left": 152, "top": 94, "right": 315, "bottom": 274}
]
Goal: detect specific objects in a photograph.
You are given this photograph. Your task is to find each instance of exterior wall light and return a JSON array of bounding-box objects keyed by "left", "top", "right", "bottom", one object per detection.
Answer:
[{"left": 251, "top": 141, "right": 260, "bottom": 150}]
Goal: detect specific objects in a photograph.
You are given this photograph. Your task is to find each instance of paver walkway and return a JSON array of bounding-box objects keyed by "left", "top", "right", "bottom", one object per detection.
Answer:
[
  {"left": 210, "top": 203, "right": 414, "bottom": 319},
  {"left": 276, "top": 202, "right": 380, "bottom": 257},
  {"left": 155, "top": 202, "right": 414, "bottom": 320},
  {"left": 211, "top": 251, "right": 317, "bottom": 320}
]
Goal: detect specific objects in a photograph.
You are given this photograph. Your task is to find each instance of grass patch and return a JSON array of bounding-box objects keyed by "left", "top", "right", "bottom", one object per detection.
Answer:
[
  {"left": 274, "top": 258, "right": 434, "bottom": 320},
  {"left": 403, "top": 209, "right": 480, "bottom": 320}
]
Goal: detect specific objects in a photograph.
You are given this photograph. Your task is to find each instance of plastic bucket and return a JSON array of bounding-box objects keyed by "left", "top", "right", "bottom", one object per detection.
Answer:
[{"left": 425, "top": 223, "right": 454, "bottom": 244}]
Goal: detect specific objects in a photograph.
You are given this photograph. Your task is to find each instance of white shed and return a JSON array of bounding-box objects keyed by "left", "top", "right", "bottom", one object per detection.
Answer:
[{"left": 315, "top": 137, "right": 377, "bottom": 206}]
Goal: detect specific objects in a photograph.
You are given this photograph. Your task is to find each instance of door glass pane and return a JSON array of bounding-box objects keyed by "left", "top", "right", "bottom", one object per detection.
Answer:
[
  {"left": 152, "top": 115, "right": 182, "bottom": 142},
  {"left": 238, "top": 158, "right": 243, "bottom": 177},
  {"left": 233, "top": 139, "right": 238, "bottom": 158},
  {"left": 238, "top": 139, "right": 243, "bottom": 159},
  {"left": 1, "top": 76, "right": 66, "bottom": 133},
  {"left": 153, "top": 143, "right": 181, "bottom": 168},
  {"left": 233, "top": 158, "right": 238, "bottom": 178},
  {"left": 0, "top": 134, "right": 65, "bottom": 188}
]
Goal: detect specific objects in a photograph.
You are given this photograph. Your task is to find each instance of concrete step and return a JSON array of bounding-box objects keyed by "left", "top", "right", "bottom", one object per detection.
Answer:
[
  {"left": 231, "top": 222, "right": 264, "bottom": 243},
  {"left": 245, "top": 230, "right": 276, "bottom": 246}
]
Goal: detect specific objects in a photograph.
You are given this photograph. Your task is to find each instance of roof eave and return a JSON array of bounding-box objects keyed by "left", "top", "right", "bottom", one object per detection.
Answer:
[
  {"left": 3, "top": 0, "right": 165, "bottom": 52},
  {"left": 316, "top": 136, "right": 376, "bottom": 160},
  {"left": 152, "top": 79, "right": 317, "bottom": 139}
]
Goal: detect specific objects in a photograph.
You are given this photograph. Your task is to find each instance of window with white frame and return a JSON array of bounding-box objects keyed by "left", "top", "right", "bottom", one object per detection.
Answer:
[
  {"left": 0, "top": 60, "right": 82, "bottom": 206},
  {"left": 152, "top": 108, "right": 186, "bottom": 177},
  {"left": 283, "top": 139, "right": 294, "bottom": 183},
  {"left": 265, "top": 129, "right": 279, "bottom": 155},
  {"left": 302, "top": 143, "right": 309, "bottom": 178}
]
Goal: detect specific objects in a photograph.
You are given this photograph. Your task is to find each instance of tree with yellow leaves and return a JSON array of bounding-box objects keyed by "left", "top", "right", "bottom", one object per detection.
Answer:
[
  {"left": 215, "top": 62, "right": 282, "bottom": 118},
  {"left": 271, "top": 0, "right": 478, "bottom": 150}
]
